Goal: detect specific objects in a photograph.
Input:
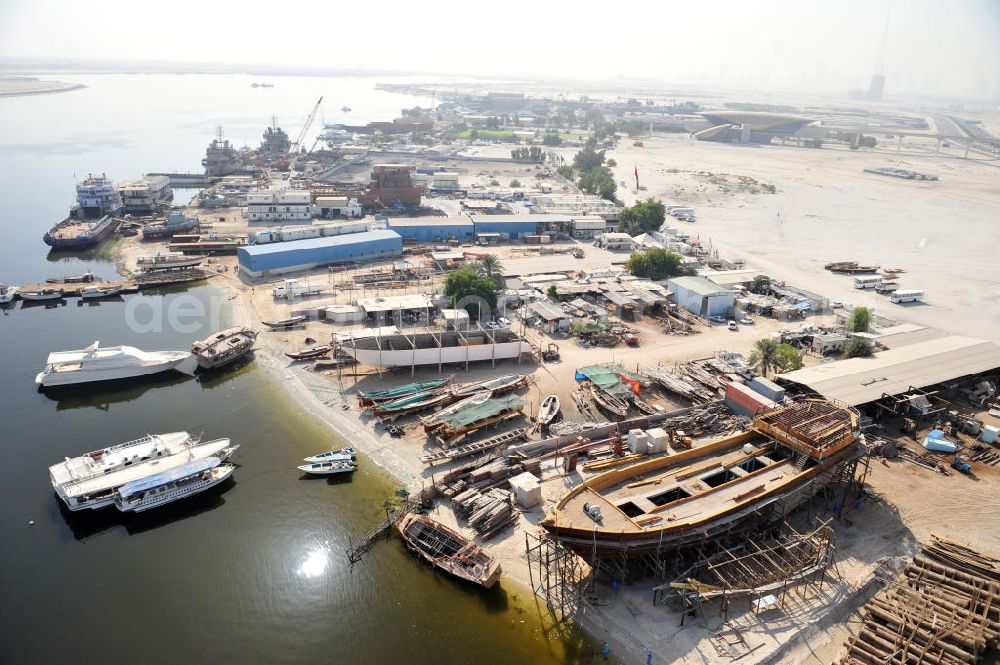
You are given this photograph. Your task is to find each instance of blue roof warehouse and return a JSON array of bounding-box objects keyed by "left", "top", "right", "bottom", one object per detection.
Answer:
[
  {"left": 386, "top": 217, "right": 474, "bottom": 243},
  {"left": 237, "top": 229, "right": 403, "bottom": 278}
]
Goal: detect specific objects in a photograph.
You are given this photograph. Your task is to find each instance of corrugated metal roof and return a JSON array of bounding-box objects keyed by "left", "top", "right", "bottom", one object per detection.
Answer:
[
  {"left": 529, "top": 301, "right": 569, "bottom": 321},
  {"left": 387, "top": 217, "right": 473, "bottom": 228},
  {"left": 240, "top": 229, "right": 401, "bottom": 256},
  {"left": 472, "top": 214, "right": 572, "bottom": 224},
  {"left": 668, "top": 276, "right": 732, "bottom": 298},
  {"left": 776, "top": 335, "right": 1000, "bottom": 406}
]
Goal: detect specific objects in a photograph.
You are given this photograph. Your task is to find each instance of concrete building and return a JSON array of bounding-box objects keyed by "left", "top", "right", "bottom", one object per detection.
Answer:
[
  {"left": 667, "top": 276, "right": 735, "bottom": 318},
  {"left": 245, "top": 187, "right": 314, "bottom": 224},
  {"left": 386, "top": 217, "right": 475, "bottom": 243},
  {"left": 597, "top": 232, "right": 635, "bottom": 251},
  {"left": 360, "top": 164, "right": 422, "bottom": 208},
  {"left": 440, "top": 308, "right": 470, "bottom": 331},
  {"left": 471, "top": 214, "right": 572, "bottom": 240},
  {"left": 237, "top": 229, "right": 402, "bottom": 278},
  {"left": 119, "top": 175, "right": 172, "bottom": 214},
  {"left": 356, "top": 293, "right": 434, "bottom": 326},
  {"left": 694, "top": 111, "right": 813, "bottom": 144},
  {"left": 571, "top": 216, "right": 609, "bottom": 239},
  {"left": 315, "top": 196, "right": 362, "bottom": 219}
]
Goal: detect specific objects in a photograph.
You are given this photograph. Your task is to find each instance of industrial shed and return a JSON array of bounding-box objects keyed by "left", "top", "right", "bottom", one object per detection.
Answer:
[
  {"left": 386, "top": 217, "right": 474, "bottom": 242},
  {"left": 237, "top": 229, "right": 402, "bottom": 278},
  {"left": 667, "top": 276, "right": 734, "bottom": 318},
  {"left": 776, "top": 335, "right": 1000, "bottom": 406},
  {"left": 471, "top": 214, "right": 572, "bottom": 240}
]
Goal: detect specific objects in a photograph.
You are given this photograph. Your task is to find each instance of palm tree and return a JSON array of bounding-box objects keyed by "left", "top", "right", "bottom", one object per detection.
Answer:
[
  {"left": 476, "top": 254, "right": 505, "bottom": 288},
  {"left": 748, "top": 338, "right": 781, "bottom": 377}
]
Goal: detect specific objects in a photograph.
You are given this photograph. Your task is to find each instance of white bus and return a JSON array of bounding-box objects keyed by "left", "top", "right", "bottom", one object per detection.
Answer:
[
  {"left": 890, "top": 289, "right": 924, "bottom": 304},
  {"left": 853, "top": 275, "right": 883, "bottom": 289}
]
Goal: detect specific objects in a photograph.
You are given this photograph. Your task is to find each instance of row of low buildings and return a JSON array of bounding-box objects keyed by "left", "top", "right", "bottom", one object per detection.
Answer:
[{"left": 244, "top": 187, "right": 363, "bottom": 223}]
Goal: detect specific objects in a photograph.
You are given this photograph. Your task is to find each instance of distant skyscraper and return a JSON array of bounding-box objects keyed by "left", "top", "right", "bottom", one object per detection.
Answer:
[{"left": 868, "top": 74, "right": 886, "bottom": 101}]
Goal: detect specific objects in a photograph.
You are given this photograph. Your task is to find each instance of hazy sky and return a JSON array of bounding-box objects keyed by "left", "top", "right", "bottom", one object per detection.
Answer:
[{"left": 1, "top": 0, "right": 998, "bottom": 98}]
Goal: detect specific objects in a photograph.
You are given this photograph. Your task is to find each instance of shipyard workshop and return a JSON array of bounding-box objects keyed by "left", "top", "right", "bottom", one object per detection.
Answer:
[{"left": 236, "top": 229, "right": 402, "bottom": 278}]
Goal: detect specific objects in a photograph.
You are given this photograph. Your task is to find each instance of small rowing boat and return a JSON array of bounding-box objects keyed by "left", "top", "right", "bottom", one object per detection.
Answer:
[
  {"left": 20, "top": 288, "right": 64, "bottom": 301},
  {"left": 587, "top": 383, "right": 628, "bottom": 417},
  {"left": 358, "top": 378, "right": 452, "bottom": 406},
  {"left": 262, "top": 315, "right": 306, "bottom": 329},
  {"left": 537, "top": 394, "right": 560, "bottom": 425},
  {"left": 303, "top": 447, "right": 356, "bottom": 463},
  {"left": 298, "top": 459, "right": 357, "bottom": 476},
  {"left": 372, "top": 389, "right": 452, "bottom": 419},
  {"left": 451, "top": 373, "right": 526, "bottom": 398},
  {"left": 285, "top": 345, "right": 331, "bottom": 360}
]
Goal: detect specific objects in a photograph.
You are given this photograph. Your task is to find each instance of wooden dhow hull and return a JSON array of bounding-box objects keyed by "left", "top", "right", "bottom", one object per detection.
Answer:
[
  {"left": 541, "top": 400, "right": 862, "bottom": 557},
  {"left": 395, "top": 513, "right": 502, "bottom": 588}
]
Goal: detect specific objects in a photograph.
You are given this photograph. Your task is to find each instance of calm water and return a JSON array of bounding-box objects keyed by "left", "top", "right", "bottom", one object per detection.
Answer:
[{"left": 0, "top": 74, "right": 592, "bottom": 664}]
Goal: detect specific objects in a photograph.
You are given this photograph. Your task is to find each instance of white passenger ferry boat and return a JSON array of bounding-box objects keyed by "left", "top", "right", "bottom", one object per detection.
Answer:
[
  {"left": 52, "top": 437, "right": 238, "bottom": 511},
  {"left": 113, "top": 457, "right": 235, "bottom": 512}
]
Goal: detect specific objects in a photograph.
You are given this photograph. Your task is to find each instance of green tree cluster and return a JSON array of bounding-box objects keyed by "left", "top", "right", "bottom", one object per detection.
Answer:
[
  {"left": 844, "top": 337, "right": 874, "bottom": 358},
  {"left": 751, "top": 274, "right": 772, "bottom": 294},
  {"left": 556, "top": 164, "right": 574, "bottom": 180},
  {"left": 617, "top": 198, "right": 666, "bottom": 235},
  {"left": 572, "top": 145, "right": 606, "bottom": 173},
  {"left": 510, "top": 146, "right": 544, "bottom": 162},
  {"left": 444, "top": 267, "right": 500, "bottom": 318},
  {"left": 541, "top": 132, "right": 562, "bottom": 146},
  {"left": 625, "top": 248, "right": 689, "bottom": 280},
  {"left": 749, "top": 339, "right": 803, "bottom": 377},
  {"left": 847, "top": 306, "right": 871, "bottom": 332},
  {"left": 578, "top": 166, "right": 617, "bottom": 201}
]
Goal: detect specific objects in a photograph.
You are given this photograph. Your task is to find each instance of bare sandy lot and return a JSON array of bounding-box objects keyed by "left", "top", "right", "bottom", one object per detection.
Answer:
[{"left": 607, "top": 134, "right": 1000, "bottom": 343}]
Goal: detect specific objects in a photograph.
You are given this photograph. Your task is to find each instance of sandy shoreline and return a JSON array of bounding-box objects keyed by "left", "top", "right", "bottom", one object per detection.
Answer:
[{"left": 0, "top": 77, "right": 86, "bottom": 98}]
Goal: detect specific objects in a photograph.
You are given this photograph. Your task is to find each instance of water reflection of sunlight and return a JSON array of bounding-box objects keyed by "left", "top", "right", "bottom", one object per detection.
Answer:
[{"left": 297, "top": 544, "right": 331, "bottom": 578}]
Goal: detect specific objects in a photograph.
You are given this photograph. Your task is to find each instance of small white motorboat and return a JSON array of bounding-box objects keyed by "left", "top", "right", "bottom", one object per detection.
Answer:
[
  {"left": 303, "top": 447, "right": 356, "bottom": 463},
  {"left": 20, "top": 288, "right": 64, "bottom": 301},
  {"left": 80, "top": 285, "right": 122, "bottom": 299},
  {"left": 298, "top": 460, "right": 357, "bottom": 476}
]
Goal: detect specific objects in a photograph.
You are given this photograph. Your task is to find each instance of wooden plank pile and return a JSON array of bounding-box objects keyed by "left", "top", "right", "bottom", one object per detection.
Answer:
[
  {"left": 838, "top": 534, "right": 1000, "bottom": 665},
  {"left": 641, "top": 365, "right": 715, "bottom": 403},
  {"left": 453, "top": 487, "right": 518, "bottom": 538}
]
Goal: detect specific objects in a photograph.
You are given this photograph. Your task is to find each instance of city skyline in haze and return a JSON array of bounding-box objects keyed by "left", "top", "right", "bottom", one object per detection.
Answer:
[{"left": 1, "top": 0, "right": 999, "bottom": 100}]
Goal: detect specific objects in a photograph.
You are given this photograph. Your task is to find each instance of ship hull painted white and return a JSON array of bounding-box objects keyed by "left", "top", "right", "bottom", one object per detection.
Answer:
[
  {"left": 344, "top": 342, "right": 533, "bottom": 368},
  {"left": 36, "top": 356, "right": 189, "bottom": 387},
  {"left": 119, "top": 466, "right": 235, "bottom": 513},
  {"left": 57, "top": 439, "right": 235, "bottom": 511}
]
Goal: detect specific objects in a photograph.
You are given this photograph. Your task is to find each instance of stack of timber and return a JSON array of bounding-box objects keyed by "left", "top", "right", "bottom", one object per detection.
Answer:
[
  {"left": 453, "top": 487, "right": 518, "bottom": 538},
  {"left": 838, "top": 534, "right": 1000, "bottom": 665},
  {"left": 641, "top": 365, "right": 715, "bottom": 403},
  {"left": 420, "top": 427, "right": 529, "bottom": 465}
]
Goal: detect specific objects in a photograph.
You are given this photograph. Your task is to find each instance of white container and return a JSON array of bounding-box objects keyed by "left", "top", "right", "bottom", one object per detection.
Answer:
[
  {"left": 645, "top": 427, "right": 669, "bottom": 453},
  {"left": 982, "top": 425, "right": 999, "bottom": 445},
  {"left": 509, "top": 471, "right": 542, "bottom": 508},
  {"left": 628, "top": 429, "right": 649, "bottom": 454}
]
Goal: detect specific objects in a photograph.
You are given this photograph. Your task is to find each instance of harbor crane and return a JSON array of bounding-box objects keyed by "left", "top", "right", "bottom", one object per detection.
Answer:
[{"left": 288, "top": 96, "right": 323, "bottom": 170}]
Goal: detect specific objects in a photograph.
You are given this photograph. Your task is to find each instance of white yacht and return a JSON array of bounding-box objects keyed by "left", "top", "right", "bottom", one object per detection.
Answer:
[
  {"left": 36, "top": 341, "right": 191, "bottom": 387},
  {"left": 52, "top": 437, "right": 238, "bottom": 511},
  {"left": 113, "top": 457, "right": 236, "bottom": 513},
  {"left": 49, "top": 431, "right": 195, "bottom": 490}
]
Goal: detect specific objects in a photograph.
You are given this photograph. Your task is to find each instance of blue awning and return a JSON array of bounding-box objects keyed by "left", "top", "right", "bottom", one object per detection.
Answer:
[{"left": 117, "top": 457, "right": 220, "bottom": 497}]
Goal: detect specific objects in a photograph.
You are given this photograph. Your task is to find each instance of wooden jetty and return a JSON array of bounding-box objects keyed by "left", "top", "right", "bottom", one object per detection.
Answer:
[
  {"left": 421, "top": 427, "right": 529, "bottom": 465},
  {"left": 346, "top": 496, "right": 421, "bottom": 564},
  {"left": 15, "top": 269, "right": 211, "bottom": 302}
]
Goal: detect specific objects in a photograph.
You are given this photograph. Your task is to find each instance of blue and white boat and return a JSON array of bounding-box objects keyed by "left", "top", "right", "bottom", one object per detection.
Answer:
[
  {"left": 113, "top": 456, "right": 236, "bottom": 512},
  {"left": 303, "top": 447, "right": 356, "bottom": 464},
  {"left": 44, "top": 174, "right": 123, "bottom": 248},
  {"left": 297, "top": 459, "right": 357, "bottom": 476}
]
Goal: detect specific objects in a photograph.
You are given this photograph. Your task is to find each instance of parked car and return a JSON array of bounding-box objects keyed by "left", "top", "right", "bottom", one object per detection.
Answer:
[
  {"left": 739, "top": 316, "right": 754, "bottom": 325},
  {"left": 709, "top": 315, "right": 727, "bottom": 324},
  {"left": 727, "top": 320, "right": 738, "bottom": 331},
  {"left": 498, "top": 317, "right": 512, "bottom": 327}
]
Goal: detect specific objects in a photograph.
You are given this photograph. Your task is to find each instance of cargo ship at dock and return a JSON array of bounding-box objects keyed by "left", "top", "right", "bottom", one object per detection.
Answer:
[
  {"left": 541, "top": 399, "right": 863, "bottom": 557},
  {"left": 43, "top": 174, "right": 123, "bottom": 249}
]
